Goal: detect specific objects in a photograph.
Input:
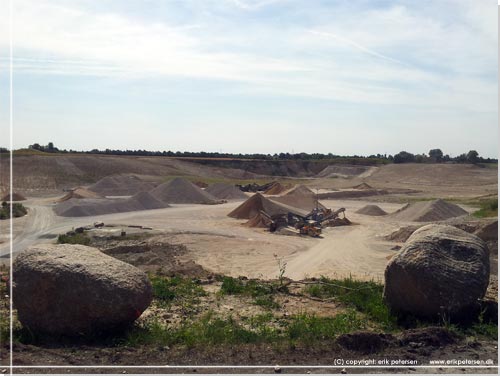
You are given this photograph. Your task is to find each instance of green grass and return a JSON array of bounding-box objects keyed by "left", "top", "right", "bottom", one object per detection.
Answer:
[
  {"left": 304, "top": 276, "right": 397, "bottom": 330},
  {"left": 122, "top": 310, "right": 364, "bottom": 348},
  {"left": 220, "top": 276, "right": 280, "bottom": 309},
  {"left": 287, "top": 310, "right": 365, "bottom": 343},
  {"left": 471, "top": 198, "right": 498, "bottom": 218},
  {"left": 57, "top": 233, "right": 91, "bottom": 245},
  {"left": 150, "top": 275, "right": 206, "bottom": 308},
  {"left": 123, "top": 312, "right": 270, "bottom": 347}
]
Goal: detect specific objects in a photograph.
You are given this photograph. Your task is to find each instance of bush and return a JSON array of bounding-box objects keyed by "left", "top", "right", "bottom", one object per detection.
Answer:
[
  {"left": 0, "top": 202, "right": 27, "bottom": 220},
  {"left": 473, "top": 198, "right": 498, "bottom": 218},
  {"left": 57, "top": 233, "right": 91, "bottom": 245}
]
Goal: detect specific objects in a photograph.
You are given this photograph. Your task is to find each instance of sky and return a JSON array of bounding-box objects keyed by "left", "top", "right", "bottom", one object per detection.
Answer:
[{"left": 0, "top": 0, "right": 498, "bottom": 157}]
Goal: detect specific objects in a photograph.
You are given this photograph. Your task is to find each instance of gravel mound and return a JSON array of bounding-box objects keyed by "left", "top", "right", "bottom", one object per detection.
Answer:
[
  {"left": 245, "top": 212, "right": 273, "bottom": 228},
  {"left": 355, "top": 205, "right": 387, "bottom": 216},
  {"left": 228, "top": 193, "right": 307, "bottom": 219},
  {"left": 384, "top": 225, "right": 421, "bottom": 242},
  {"left": 264, "top": 182, "right": 289, "bottom": 195},
  {"left": 205, "top": 183, "right": 247, "bottom": 200},
  {"left": 352, "top": 182, "right": 373, "bottom": 190},
  {"left": 150, "top": 178, "right": 222, "bottom": 204},
  {"left": 273, "top": 185, "right": 325, "bottom": 212},
  {"left": 1, "top": 192, "right": 26, "bottom": 201},
  {"left": 54, "top": 191, "right": 169, "bottom": 217},
  {"left": 389, "top": 199, "right": 468, "bottom": 222},
  {"left": 57, "top": 187, "right": 103, "bottom": 202},
  {"left": 88, "top": 174, "right": 157, "bottom": 196}
]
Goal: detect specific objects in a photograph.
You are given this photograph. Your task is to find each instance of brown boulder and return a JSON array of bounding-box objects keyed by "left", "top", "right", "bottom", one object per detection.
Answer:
[
  {"left": 13, "top": 244, "right": 152, "bottom": 336},
  {"left": 383, "top": 224, "right": 489, "bottom": 319}
]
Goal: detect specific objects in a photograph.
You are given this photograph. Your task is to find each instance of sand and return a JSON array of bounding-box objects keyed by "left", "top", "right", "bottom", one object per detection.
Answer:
[
  {"left": 1, "top": 192, "right": 26, "bottom": 201},
  {"left": 273, "top": 185, "right": 325, "bottom": 212},
  {"left": 228, "top": 193, "right": 308, "bottom": 219},
  {"left": 57, "top": 187, "right": 103, "bottom": 202},
  {"left": 384, "top": 225, "right": 421, "bottom": 242},
  {"left": 355, "top": 205, "right": 387, "bottom": 216},
  {"left": 245, "top": 212, "right": 273, "bottom": 228},
  {"left": 54, "top": 191, "right": 169, "bottom": 217},
  {"left": 316, "top": 165, "right": 372, "bottom": 178},
  {"left": 388, "top": 199, "right": 468, "bottom": 222},
  {"left": 88, "top": 174, "right": 157, "bottom": 196},
  {"left": 150, "top": 178, "right": 222, "bottom": 204},
  {"left": 205, "top": 183, "right": 248, "bottom": 200}
]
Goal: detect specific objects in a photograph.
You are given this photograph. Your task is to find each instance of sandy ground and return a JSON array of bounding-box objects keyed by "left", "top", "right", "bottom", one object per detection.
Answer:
[{"left": 1, "top": 197, "right": 475, "bottom": 282}]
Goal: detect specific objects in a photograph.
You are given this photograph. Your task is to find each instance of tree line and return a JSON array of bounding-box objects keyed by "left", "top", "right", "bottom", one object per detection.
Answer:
[{"left": 0, "top": 143, "right": 496, "bottom": 164}]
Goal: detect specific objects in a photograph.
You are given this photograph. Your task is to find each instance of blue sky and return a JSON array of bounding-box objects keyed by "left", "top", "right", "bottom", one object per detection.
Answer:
[{"left": 0, "top": 0, "right": 497, "bottom": 157}]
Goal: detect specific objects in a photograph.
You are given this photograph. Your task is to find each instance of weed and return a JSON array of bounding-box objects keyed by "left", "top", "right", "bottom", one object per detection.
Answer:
[
  {"left": 149, "top": 275, "right": 205, "bottom": 308},
  {"left": 220, "top": 276, "right": 279, "bottom": 309},
  {"left": 57, "top": 233, "right": 91, "bottom": 245},
  {"left": 472, "top": 198, "right": 498, "bottom": 218},
  {"left": 287, "top": 310, "right": 365, "bottom": 343},
  {"left": 304, "top": 276, "right": 397, "bottom": 330}
]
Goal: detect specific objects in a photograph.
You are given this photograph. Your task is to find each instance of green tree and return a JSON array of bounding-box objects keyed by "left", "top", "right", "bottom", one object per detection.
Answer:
[
  {"left": 428, "top": 149, "right": 443, "bottom": 162},
  {"left": 394, "top": 151, "right": 416, "bottom": 164},
  {"left": 466, "top": 150, "right": 479, "bottom": 164}
]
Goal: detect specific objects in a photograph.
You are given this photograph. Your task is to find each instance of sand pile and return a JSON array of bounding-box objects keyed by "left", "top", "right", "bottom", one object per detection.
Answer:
[
  {"left": 384, "top": 225, "right": 421, "bottom": 242},
  {"left": 264, "top": 182, "right": 289, "bottom": 195},
  {"left": 150, "top": 178, "right": 222, "bottom": 204},
  {"left": 353, "top": 182, "right": 373, "bottom": 190},
  {"left": 205, "top": 183, "right": 247, "bottom": 200},
  {"left": 54, "top": 191, "right": 169, "bottom": 217},
  {"left": 245, "top": 212, "right": 273, "bottom": 228},
  {"left": 273, "top": 185, "right": 325, "bottom": 212},
  {"left": 355, "top": 205, "right": 387, "bottom": 216},
  {"left": 57, "top": 187, "right": 103, "bottom": 202},
  {"left": 1, "top": 192, "right": 26, "bottom": 201},
  {"left": 228, "top": 193, "right": 307, "bottom": 219},
  {"left": 317, "top": 165, "right": 371, "bottom": 178},
  {"left": 88, "top": 174, "right": 156, "bottom": 196},
  {"left": 389, "top": 199, "right": 468, "bottom": 222}
]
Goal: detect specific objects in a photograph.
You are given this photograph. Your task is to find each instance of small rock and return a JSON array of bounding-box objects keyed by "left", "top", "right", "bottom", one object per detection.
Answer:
[{"left": 274, "top": 365, "right": 281, "bottom": 373}]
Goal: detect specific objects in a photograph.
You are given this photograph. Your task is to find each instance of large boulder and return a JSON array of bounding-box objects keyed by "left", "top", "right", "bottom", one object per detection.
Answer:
[
  {"left": 13, "top": 244, "right": 153, "bottom": 336},
  {"left": 383, "top": 224, "right": 489, "bottom": 319}
]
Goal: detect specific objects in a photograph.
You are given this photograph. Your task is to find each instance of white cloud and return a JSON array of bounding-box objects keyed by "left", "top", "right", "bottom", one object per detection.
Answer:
[{"left": 0, "top": 0, "right": 496, "bottom": 113}]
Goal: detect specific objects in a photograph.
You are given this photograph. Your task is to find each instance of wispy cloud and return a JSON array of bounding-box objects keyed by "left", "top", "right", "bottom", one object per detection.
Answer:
[
  {"left": 0, "top": 0, "right": 496, "bottom": 114},
  {"left": 306, "top": 29, "right": 408, "bottom": 66}
]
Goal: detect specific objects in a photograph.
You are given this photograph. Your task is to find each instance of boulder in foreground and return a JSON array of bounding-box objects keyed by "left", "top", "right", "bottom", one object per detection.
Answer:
[
  {"left": 383, "top": 224, "right": 489, "bottom": 319},
  {"left": 13, "top": 244, "right": 152, "bottom": 336}
]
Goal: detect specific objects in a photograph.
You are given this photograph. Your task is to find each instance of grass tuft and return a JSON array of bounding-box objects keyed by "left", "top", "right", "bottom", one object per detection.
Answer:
[
  {"left": 220, "top": 276, "right": 279, "bottom": 309},
  {"left": 472, "top": 198, "right": 498, "bottom": 218},
  {"left": 305, "top": 276, "right": 397, "bottom": 330}
]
